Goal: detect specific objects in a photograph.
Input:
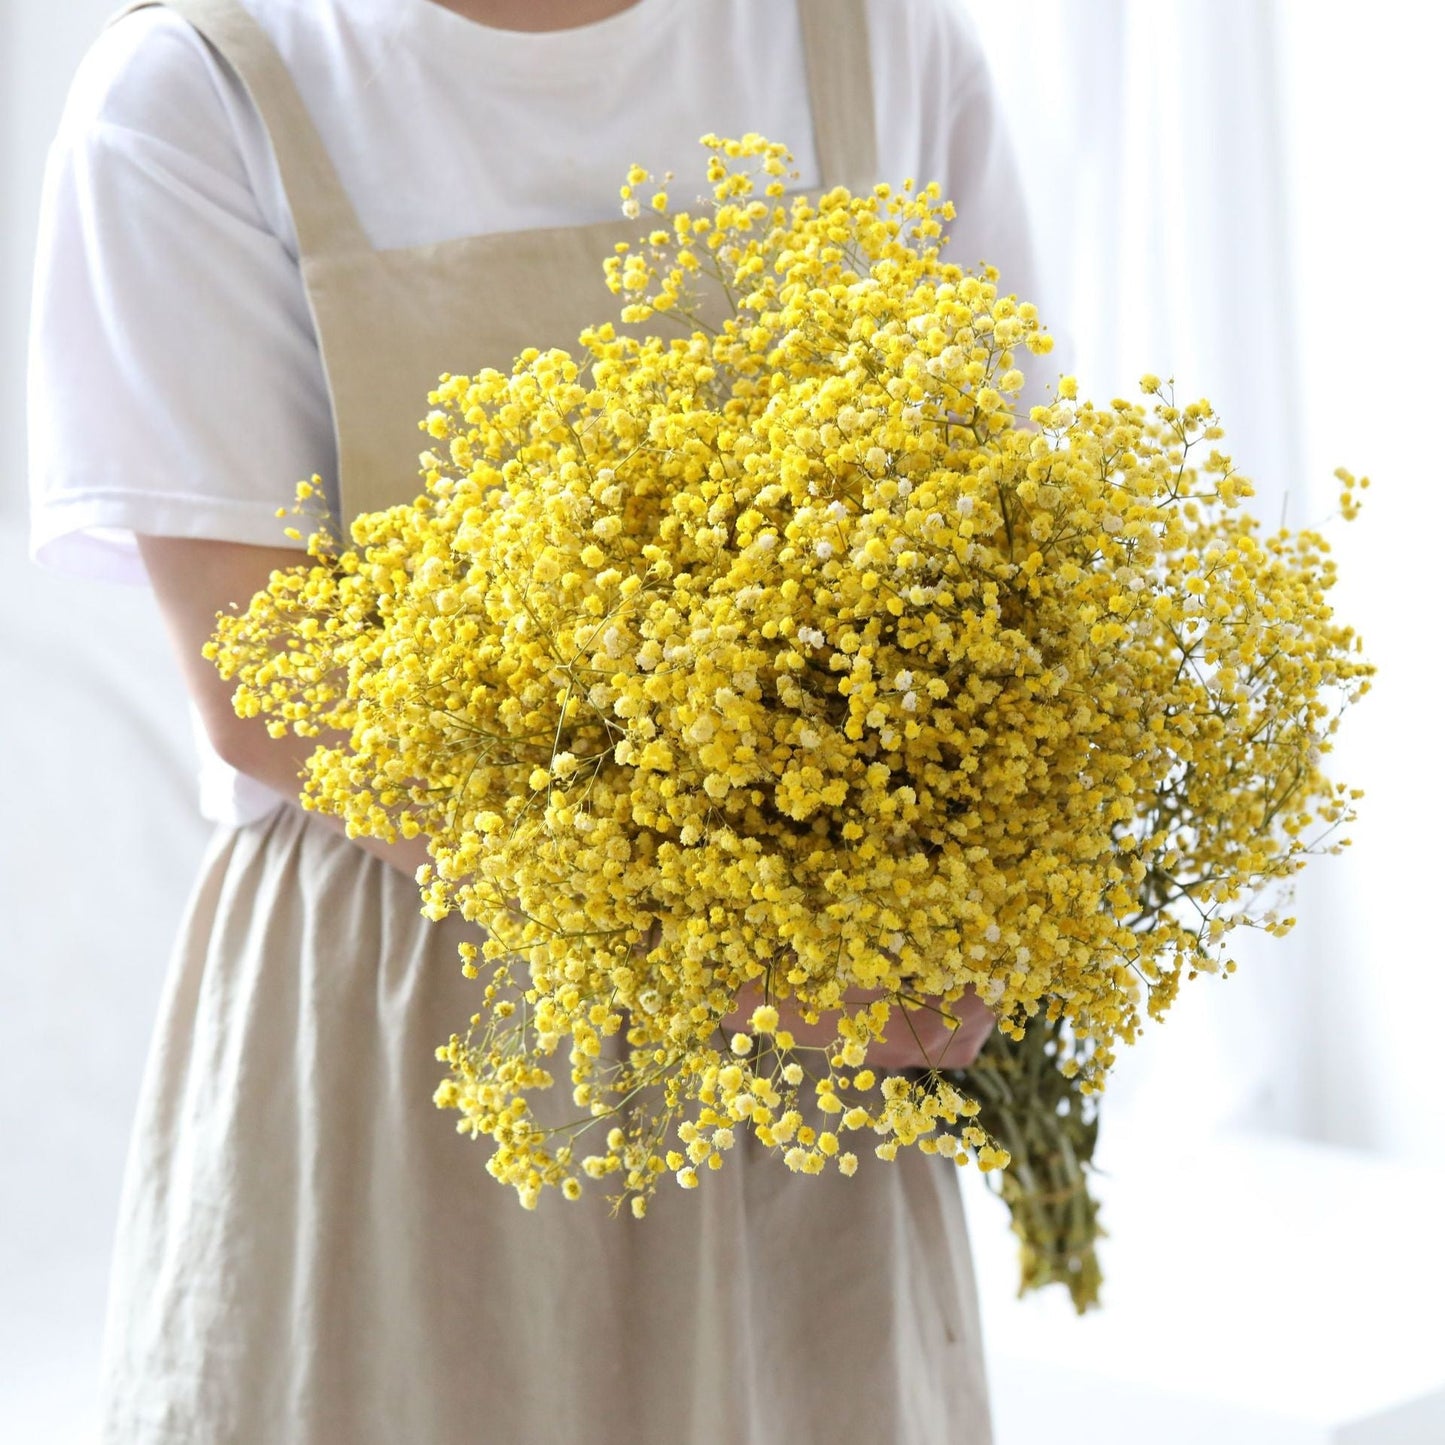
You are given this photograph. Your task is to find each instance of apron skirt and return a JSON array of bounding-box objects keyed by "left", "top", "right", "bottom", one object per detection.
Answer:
[{"left": 97, "top": 801, "right": 995, "bottom": 1443}]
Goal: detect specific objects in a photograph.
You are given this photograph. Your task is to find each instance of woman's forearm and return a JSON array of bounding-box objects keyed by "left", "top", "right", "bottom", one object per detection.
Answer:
[
  {"left": 135, "top": 533, "right": 432, "bottom": 882},
  {"left": 223, "top": 709, "right": 434, "bottom": 881}
]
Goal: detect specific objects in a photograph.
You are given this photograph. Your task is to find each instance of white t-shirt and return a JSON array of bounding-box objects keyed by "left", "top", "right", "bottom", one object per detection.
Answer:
[{"left": 27, "top": 0, "right": 1053, "bottom": 826}]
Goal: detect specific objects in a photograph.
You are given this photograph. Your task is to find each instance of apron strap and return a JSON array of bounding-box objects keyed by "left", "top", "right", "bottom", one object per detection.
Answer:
[
  {"left": 102, "top": 0, "right": 372, "bottom": 260},
  {"left": 797, "top": 0, "right": 878, "bottom": 191}
]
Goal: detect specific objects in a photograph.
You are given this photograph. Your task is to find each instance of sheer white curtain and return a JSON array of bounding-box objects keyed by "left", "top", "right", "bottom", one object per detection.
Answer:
[
  {"left": 966, "top": 0, "right": 1445, "bottom": 1168},
  {"left": 955, "top": 10, "right": 1445, "bottom": 1438},
  {"left": 1, "top": 7, "right": 216, "bottom": 1441},
  {"left": 1273, "top": 0, "right": 1445, "bottom": 1168}
]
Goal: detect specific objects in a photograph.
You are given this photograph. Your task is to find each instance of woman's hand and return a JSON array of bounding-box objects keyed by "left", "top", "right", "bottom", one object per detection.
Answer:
[
  {"left": 720, "top": 976, "right": 997, "bottom": 1072},
  {"left": 630, "top": 923, "right": 998, "bottom": 1072}
]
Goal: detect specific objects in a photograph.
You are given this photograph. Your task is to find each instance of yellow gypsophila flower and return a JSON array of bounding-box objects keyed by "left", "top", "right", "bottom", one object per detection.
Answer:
[{"left": 206, "top": 134, "right": 1372, "bottom": 1218}]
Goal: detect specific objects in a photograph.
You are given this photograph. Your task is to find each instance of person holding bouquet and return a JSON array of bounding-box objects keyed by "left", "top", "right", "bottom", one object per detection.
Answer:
[{"left": 27, "top": 1, "right": 1049, "bottom": 1439}]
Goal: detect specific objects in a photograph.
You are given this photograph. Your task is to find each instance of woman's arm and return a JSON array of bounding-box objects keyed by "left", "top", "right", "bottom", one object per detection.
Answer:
[
  {"left": 718, "top": 972, "right": 996, "bottom": 1071},
  {"left": 135, "top": 533, "right": 433, "bottom": 879}
]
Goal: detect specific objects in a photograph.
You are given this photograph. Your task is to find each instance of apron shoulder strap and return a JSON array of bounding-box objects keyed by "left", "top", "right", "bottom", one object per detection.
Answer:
[
  {"left": 797, "top": 0, "right": 878, "bottom": 190},
  {"left": 102, "top": 0, "right": 371, "bottom": 260}
]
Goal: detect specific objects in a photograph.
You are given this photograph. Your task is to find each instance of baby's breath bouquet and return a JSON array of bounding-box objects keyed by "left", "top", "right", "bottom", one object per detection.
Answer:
[{"left": 207, "top": 135, "right": 1370, "bottom": 1311}]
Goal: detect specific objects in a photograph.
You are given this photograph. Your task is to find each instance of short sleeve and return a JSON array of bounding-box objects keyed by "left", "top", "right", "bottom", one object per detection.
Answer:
[{"left": 26, "top": 9, "right": 337, "bottom": 585}]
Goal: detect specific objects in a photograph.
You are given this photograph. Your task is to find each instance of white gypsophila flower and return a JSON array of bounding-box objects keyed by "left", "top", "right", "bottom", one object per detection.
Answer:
[
  {"left": 901, "top": 691, "right": 917, "bottom": 712},
  {"left": 685, "top": 713, "right": 717, "bottom": 743},
  {"left": 815, "top": 540, "right": 834, "bottom": 560}
]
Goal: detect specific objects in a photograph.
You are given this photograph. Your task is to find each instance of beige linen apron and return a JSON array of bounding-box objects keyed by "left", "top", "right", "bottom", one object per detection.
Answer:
[{"left": 96, "top": 1, "right": 994, "bottom": 1441}]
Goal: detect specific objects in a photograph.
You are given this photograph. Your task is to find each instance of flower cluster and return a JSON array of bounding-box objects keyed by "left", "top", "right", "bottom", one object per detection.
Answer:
[{"left": 206, "top": 134, "right": 1370, "bottom": 1216}]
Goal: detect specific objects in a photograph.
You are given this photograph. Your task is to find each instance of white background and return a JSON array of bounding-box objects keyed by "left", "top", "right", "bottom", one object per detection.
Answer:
[{"left": 2, "top": 2, "right": 1443, "bottom": 1441}]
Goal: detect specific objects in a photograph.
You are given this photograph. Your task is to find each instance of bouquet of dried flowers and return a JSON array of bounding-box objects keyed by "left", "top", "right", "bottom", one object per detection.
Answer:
[{"left": 206, "top": 135, "right": 1370, "bottom": 1309}]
